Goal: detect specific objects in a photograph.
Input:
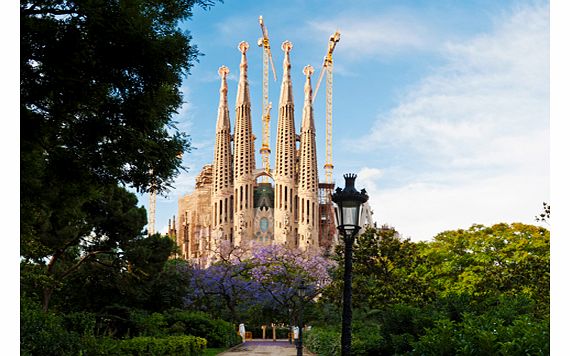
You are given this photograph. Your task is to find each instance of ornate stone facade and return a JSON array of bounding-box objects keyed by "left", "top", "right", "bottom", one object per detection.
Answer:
[{"left": 174, "top": 41, "right": 334, "bottom": 264}]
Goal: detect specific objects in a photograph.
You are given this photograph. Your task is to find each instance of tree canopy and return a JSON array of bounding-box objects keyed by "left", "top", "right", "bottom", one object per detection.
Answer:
[
  {"left": 20, "top": 0, "right": 220, "bottom": 310},
  {"left": 309, "top": 223, "right": 550, "bottom": 355}
]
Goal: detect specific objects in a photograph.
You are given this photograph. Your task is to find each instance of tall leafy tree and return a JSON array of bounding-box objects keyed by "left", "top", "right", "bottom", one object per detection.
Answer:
[
  {"left": 422, "top": 223, "right": 550, "bottom": 313},
  {"left": 20, "top": 0, "right": 220, "bottom": 310}
]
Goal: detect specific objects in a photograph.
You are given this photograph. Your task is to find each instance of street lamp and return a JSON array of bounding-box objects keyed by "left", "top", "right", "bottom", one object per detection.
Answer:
[
  {"left": 332, "top": 173, "right": 369, "bottom": 356},
  {"left": 288, "top": 307, "right": 293, "bottom": 344},
  {"left": 296, "top": 281, "right": 307, "bottom": 356}
]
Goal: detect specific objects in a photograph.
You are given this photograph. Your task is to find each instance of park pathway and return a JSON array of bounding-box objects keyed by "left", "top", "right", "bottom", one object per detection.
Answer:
[{"left": 217, "top": 339, "right": 316, "bottom": 356}]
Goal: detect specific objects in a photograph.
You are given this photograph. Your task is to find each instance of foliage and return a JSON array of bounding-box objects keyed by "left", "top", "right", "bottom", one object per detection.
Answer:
[
  {"left": 20, "top": 296, "right": 80, "bottom": 355},
  {"left": 43, "top": 234, "right": 182, "bottom": 315},
  {"left": 20, "top": 0, "right": 219, "bottom": 311},
  {"left": 21, "top": 184, "right": 150, "bottom": 310},
  {"left": 325, "top": 227, "right": 432, "bottom": 310},
  {"left": 304, "top": 328, "right": 341, "bottom": 356},
  {"left": 21, "top": 0, "right": 214, "bottom": 194},
  {"left": 304, "top": 324, "right": 384, "bottom": 356},
  {"left": 130, "top": 310, "right": 169, "bottom": 337},
  {"left": 310, "top": 223, "right": 550, "bottom": 355},
  {"left": 423, "top": 223, "right": 550, "bottom": 315},
  {"left": 412, "top": 313, "right": 549, "bottom": 355},
  {"left": 535, "top": 202, "right": 550, "bottom": 223},
  {"left": 186, "top": 243, "right": 335, "bottom": 325},
  {"left": 162, "top": 310, "right": 242, "bottom": 348},
  {"left": 118, "top": 335, "right": 207, "bottom": 355}
]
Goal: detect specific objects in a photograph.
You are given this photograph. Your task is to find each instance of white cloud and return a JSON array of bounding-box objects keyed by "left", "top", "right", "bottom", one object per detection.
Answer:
[
  {"left": 354, "top": 4, "right": 549, "bottom": 240},
  {"left": 308, "top": 10, "right": 437, "bottom": 59},
  {"left": 364, "top": 170, "right": 547, "bottom": 241}
]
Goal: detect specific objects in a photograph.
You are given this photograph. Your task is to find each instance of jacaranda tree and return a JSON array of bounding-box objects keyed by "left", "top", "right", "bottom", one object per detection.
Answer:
[{"left": 185, "top": 243, "right": 335, "bottom": 325}]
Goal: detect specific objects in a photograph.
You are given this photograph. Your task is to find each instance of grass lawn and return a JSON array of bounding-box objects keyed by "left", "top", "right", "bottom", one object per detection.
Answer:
[{"left": 203, "top": 348, "right": 227, "bottom": 356}]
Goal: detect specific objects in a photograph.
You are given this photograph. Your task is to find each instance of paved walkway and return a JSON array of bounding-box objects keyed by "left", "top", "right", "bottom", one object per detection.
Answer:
[{"left": 217, "top": 339, "right": 315, "bottom": 356}]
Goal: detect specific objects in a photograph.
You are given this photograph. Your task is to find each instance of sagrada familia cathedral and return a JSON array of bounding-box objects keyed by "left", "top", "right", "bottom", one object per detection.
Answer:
[{"left": 168, "top": 40, "right": 358, "bottom": 265}]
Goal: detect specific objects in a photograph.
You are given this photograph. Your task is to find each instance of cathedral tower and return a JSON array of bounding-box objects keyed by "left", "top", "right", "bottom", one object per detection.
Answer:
[
  {"left": 297, "top": 65, "right": 319, "bottom": 249},
  {"left": 233, "top": 42, "right": 256, "bottom": 245},
  {"left": 211, "top": 66, "right": 234, "bottom": 245},
  {"left": 274, "top": 41, "right": 297, "bottom": 246}
]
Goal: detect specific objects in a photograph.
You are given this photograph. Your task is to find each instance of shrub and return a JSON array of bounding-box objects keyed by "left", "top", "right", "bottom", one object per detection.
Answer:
[
  {"left": 304, "top": 328, "right": 341, "bottom": 356},
  {"left": 130, "top": 310, "right": 168, "bottom": 337},
  {"left": 20, "top": 297, "right": 81, "bottom": 355},
  {"left": 498, "top": 315, "right": 549, "bottom": 355},
  {"left": 412, "top": 318, "right": 458, "bottom": 355},
  {"left": 77, "top": 336, "right": 119, "bottom": 355},
  {"left": 351, "top": 323, "right": 384, "bottom": 356},
  {"left": 119, "top": 335, "right": 207, "bottom": 355},
  {"left": 63, "top": 311, "right": 97, "bottom": 336},
  {"left": 164, "top": 310, "right": 241, "bottom": 348}
]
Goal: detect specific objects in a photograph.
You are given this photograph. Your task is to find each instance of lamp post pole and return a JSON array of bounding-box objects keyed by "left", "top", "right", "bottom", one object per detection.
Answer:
[
  {"left": 296, "top": 281, "right": 307, "bottom": 356},
  {"left": 289, "top": 307, "right": 293, "bottom": 344},
  {"left": 332, "top": 174, "right": 368, "bottom": 356},
  {"left": 340, "top": 229, "right": 356, "bottom": 356}
]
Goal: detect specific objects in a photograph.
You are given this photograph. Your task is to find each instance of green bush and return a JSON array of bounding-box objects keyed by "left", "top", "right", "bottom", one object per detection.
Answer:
[
  {"left": 119, "top": 335, "right": 207, "bottom": 355},
  {"left": 20, "top": 297, "right": 81, "bottom": 355},
  {"left": 412, "top": 314, "right": 550, "bottom": 355},
  {"left": 63, "top": 311, "right": 98, "bottom": 336},
  {"left": 498, "top": 315, "right": 549, "bottom": 355},
  {"left": 305, "top": 325, "right": 385, "bottom": 356},
  {"left": 351, "top": 323, "right": 384, "bottom": 356},
  {"left": 130, "top": 310, "right": 169, "bottom": 337},
  {"left": 77, "top": 336, "right": 120, "bottom": 355},
  {"left": 164, "top": 310, "right": 241, "bottom": 348},
  {"left": 304, "top": 328, "right": 341, "bottom": 356}
]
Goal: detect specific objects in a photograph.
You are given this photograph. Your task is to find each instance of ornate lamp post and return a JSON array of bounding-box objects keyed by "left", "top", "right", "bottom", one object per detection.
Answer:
[
  {"left": 288, "top": 307, "right": 293, "bottom": 344},
  {"left": 332, "top": 174, "right": 369, "bottom": 356},
  {"left": 296, "top": 281, "right": 307, "bottom": 356}
]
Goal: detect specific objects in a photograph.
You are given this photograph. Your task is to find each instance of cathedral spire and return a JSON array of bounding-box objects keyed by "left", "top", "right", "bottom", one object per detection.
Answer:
[
  {"left": 274, "top": 40, "right": 297, "bottom": 247},
  {"left": 298, "top": 65, "right": 319, "bottom": 250},
  {"left": 212, "top": 65, "right": 234, "bottom": 246},
  {"left": 279, "top": 40, "right": 294, "bottom": 106},
  {"left": 233, "top": 41, "right": 255, "bottom": 246},
  {"left": 236, "top": 41, "right": 250, "bottom": 107},
  {"left": 216, "top": 66, "right": 230, "bottom": 131},
  {"left": 301, "top": 65, "right": 315, "bottom": 132}
]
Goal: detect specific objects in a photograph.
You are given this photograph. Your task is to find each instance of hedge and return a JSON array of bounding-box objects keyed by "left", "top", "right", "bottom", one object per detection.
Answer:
[
  {"left": 163, "top": 310, "right": 242, "bottom": 348},
  {"left": 119, "top": 335, "right": 207, "bottom": 355}
]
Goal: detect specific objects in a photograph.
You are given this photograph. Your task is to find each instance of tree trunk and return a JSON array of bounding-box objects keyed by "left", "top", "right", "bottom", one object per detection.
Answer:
[{"left": 42, "top": 287, "right": 53, "bottom": 312}]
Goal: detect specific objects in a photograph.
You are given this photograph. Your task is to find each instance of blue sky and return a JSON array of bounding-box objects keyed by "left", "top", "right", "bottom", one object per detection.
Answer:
[{"left": 140, "top": 0, "right": 550, "bottom": 241}]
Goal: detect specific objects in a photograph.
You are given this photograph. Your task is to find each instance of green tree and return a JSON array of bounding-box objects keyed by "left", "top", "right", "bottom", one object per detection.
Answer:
[
  {"left": 422, "top": 223, "right": 550, "bottom": 315},
  {"left": 20, "top": 0, "right": 219, "bottom": 310},
  {"left": 324, "top": 227, "right": 431, "bottom": 310},
  {"left": 310, "top": 223, "right": 550, "bottom": 355}
]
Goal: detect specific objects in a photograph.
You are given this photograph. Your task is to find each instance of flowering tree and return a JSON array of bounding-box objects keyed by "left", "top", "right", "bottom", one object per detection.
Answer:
[
  {"left": 251, "top": 244, "right": 334, "bottom": 308},
  {"left": 185, "top": 243, "right": 335, "bottom": 325}
]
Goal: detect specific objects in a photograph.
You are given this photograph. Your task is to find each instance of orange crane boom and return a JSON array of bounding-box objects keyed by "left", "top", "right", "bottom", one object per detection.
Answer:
[
  {"left": 257, "top": 16, "right": 277, "bottom": 181},
  {"left": 313, "top": 31, "right": 340, "bottom": 184}
]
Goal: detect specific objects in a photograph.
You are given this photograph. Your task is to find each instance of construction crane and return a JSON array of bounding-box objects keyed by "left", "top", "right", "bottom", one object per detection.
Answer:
[
  {"left": 257, "top": 15, "right": 277, "bottom": 182},
  {"left": 313, "top": 31, "right": 340, "bottom": 184},
  {"left": 148, "top": 151, "right": 182, "bottom": 236},
  {"left": 149, "top": 170, "right": 156, "bottom": 236}
]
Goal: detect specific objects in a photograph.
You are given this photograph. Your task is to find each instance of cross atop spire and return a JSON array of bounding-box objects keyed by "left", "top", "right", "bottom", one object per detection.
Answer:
[
  {"left": 216, "top": 66, "right": 230, "bottom": 131},
  {"left": 236, "top": 41, "right": 251, "bottom": 107},
  {"left": 302, "top": 65, "right": 315, "bottom": 132},
  {"left": 279, "top": 40, "right": 293, "bottom": 106}
]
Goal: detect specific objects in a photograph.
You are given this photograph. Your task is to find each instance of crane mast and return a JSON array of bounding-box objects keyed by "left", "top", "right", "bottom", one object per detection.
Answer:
[
  {"left": 148, "top": 168, "right": 156, "bottom": 236},
  {"left": 313, "top": 31, "right": 340, "bottom": 184},
  {"left": 257, "top": 16, "right": 277, "bottom": 182},
  {"left": 149, "top": 189, "right": 156, "bottom": 235}
]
